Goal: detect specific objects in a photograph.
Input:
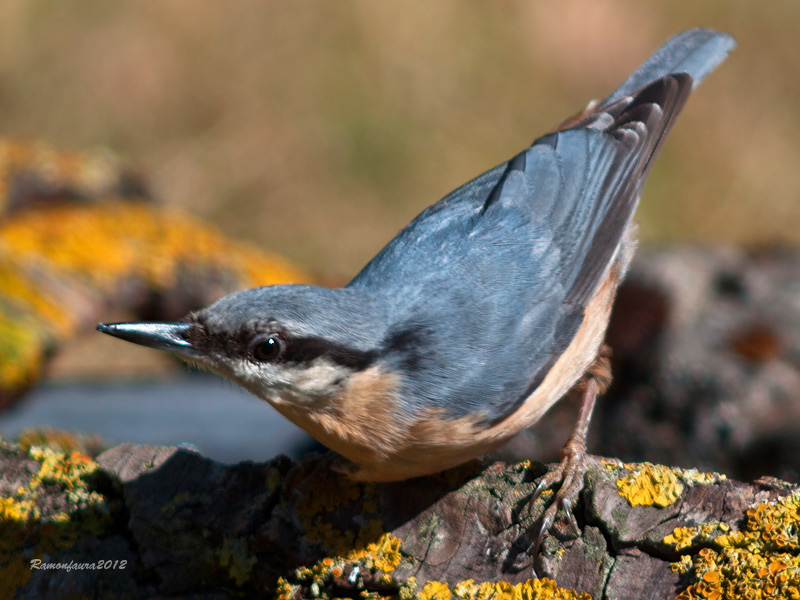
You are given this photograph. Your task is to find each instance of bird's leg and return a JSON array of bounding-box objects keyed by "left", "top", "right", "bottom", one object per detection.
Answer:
[{"left": 529, "top": 345, "right": 612, "bottom": 560}]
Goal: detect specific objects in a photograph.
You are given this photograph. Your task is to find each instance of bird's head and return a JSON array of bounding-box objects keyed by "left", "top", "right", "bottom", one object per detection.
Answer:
[{"left": 97, "top": 285, "right": 387, "bottom": 408}]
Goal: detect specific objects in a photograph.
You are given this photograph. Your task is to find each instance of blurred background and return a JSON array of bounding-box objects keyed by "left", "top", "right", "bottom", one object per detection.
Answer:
[{"left": 0, "top": 1, "right": 798, "bottom": 465}]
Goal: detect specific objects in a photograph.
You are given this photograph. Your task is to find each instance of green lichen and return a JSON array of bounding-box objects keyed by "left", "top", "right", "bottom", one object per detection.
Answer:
[
  {"left": 292, "top": 466, "right": 383, "bottom": 554},
  {"left": 664, "top": 493, "right": 800, "bottom": 599},
  {"left": 218, "top": 537, "right": 257, "bottom": 586},
  {"left": 0, "top": 439, "right": 110, "bottom": 598},
  {"left": 0, "top": 311, "right": 45, "bottom": 391},
  {"left": 266, "top": 465, "right": 284, "bottom": 495}
]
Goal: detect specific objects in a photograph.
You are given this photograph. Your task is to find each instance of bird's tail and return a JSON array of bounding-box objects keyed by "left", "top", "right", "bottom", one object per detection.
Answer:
[
  {"left": 553, "top": 28, "right": 734, "bottom": 133},
  {"left": 605, "top": 28, "right": 735, "bottom": 104}
]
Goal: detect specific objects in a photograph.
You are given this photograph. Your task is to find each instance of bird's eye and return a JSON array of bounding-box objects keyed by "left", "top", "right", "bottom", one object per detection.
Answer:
[{"left": 249, "top": 334, "right": 284, "bottom": 363}]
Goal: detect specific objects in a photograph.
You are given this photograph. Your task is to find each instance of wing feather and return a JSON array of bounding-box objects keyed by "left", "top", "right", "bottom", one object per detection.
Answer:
[{"left": 345, "top": 30, "right": 734, "bottom": 423}]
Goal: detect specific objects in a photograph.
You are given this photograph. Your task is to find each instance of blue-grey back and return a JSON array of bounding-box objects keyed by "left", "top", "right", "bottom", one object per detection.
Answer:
[{"left": 347, "top": 29, "right": 734, "bottom": 423}]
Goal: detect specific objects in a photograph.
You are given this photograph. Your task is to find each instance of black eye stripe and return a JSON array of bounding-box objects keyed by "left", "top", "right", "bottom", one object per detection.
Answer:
[
  {"left": 186, "top": 320, "right": 376, "bottom": 371},
  {"left": 280, "top": 337, "right": 376, "bottom": 371}
]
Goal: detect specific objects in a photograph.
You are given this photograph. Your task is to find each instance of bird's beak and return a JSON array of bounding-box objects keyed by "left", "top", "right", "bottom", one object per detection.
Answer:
[{"left": 96, "top": 322, "right": 199, "bottom": 358}]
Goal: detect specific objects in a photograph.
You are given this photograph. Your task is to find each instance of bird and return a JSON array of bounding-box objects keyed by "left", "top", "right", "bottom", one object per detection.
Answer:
[{"left": 97, "top": 28, "right": 734, "bottom": 545}]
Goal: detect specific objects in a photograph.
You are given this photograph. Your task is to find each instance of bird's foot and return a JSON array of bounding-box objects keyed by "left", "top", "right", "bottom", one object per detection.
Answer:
[
  {"left": 528, "top": 439, "right": 593, "bottom": 561},
  {"left": 526, "top": 374, "right": 604, "bottom": 572}
]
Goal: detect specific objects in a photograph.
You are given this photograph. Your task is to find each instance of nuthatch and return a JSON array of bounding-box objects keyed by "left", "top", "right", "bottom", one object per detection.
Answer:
[{"left": 98, "top": 28, "right": 733, "bottom": 536}]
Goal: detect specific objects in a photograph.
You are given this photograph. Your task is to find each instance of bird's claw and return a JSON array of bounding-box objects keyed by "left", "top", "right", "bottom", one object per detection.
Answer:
[
  {"left": 528, "top": 439, "right": 590, "bottom": 563},
  {"left": 526, "top": 372, "right": 604, "bottom": 571}
]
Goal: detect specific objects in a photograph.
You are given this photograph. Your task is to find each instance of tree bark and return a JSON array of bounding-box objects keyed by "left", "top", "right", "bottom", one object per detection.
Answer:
[{"left": 2, "top": 440, "right": 797, "bottom": 599}]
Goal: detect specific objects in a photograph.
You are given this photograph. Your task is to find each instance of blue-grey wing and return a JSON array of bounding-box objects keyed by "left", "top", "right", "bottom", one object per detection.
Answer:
[
  {"left": 347, "top": 30, "right": 733, "bottom": 422},
  {"left": 351, "top": 28, "right": 734, "bottom": 293}
]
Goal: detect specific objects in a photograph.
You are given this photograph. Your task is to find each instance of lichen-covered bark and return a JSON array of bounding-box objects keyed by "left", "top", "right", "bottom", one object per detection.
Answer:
[
  {"left": 1, "top": 439, "right": 797, "bottom": 599},
  {"left": 0, "top": 138, "right": 308, "bottom": 407}
]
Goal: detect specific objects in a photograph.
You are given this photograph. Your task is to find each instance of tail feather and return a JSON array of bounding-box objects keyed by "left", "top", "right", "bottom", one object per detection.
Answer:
[{"left": 605, "top": 28, "right": 735, "bottom": 104}]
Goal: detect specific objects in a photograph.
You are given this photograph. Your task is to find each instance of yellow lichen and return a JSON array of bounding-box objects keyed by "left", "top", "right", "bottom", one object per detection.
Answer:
[
  {"left": 676, "top": 468, "right": 727, "bottom": 487},
  {"left": 280, "top": 512, "right": 592, "bottom": 599},
  {"left": 0, "top": 264, "right": 74, "bottom": 335},
  {"left": 672, "top": 554, "right": 694, "bottom": 575},
  {"left": 346, "top": 531, "right": 403, "bottom": 573},
  {"left": 664, "top": 527, "right": 698, "bottom": 552},
  {"left": 28, "top": 447, "right": 98, "bottom": 493},
  {"left": 279, "top": 529, "right": 593, "bottom": 599},
  {"left": 421, "top": 580, "right": 452, "bottom": 600},
  {"left": 615, "top": 463, "right": 726, "bottom": 508},
  {"left": 616, "top": 463, "right": 684, "bottom": 507},
  {"left": 421, "top": 577, "right": 592, "bottom": 600},
  {"left": 665, "top": 493, "right": 800, "bottom": 599},
  {"left": 602, "top": 459, "right": 624, "bottom": 471},
  {"left": 0, "top": 496, "right": 37, "bottom": 522},
  {"left": 280, "top": 531, "right": 408, "bottom": 596},
  {"left": 274, "top": 576, "right": 297, "bottom": 600},
  {"left": 0, "top": 202, "right": 309, "bottom": 395},
  {"left": 664, "top": 523, "right": 731, "bottom": 552},
  {"left": 0, "top": 140, "right": 312, "bottom": 398},
  {"left": 0, "top": 203, "right": 308, "bottom": 292},
  {"left": 0, "top": 443, "right": 104, "bottom": 522}
]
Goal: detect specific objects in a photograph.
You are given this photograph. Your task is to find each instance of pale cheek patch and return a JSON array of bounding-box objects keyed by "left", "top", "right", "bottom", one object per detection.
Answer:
[
  {"left": 220, "top": 358, "right": 352, "bottom": 406},
  {"left": 290, "top": 360, "right": 352, "bottom": 397}
]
